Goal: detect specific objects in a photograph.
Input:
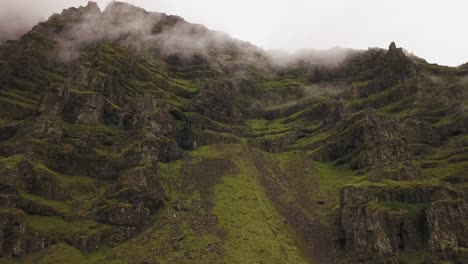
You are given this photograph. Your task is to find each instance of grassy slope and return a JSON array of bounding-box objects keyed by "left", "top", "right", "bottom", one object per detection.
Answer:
[
  {"left": 213, "top": 145, "right": 308, "bottom": 264},
  {"left": 1, "top": 20, "right": 466, "bottom": 263},
  {"left": 3, "top": 145, "right": 309, "bottom": 264},
  {"left": 6, "top": 81, "right": 463, "bottom": 264}
]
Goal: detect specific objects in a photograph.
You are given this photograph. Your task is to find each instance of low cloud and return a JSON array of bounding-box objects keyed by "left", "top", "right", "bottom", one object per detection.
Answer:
[
  {"left": 56, "top": 2, "right": 259, "bottom": 64},
  {"left": 0, "top": 0, "right": 93, "bottom": 43}
]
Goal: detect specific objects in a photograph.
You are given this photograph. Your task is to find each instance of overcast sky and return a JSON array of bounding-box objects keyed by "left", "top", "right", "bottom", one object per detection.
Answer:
[{"left": 1, "top": 0, "right": 467, "bottom": 66}]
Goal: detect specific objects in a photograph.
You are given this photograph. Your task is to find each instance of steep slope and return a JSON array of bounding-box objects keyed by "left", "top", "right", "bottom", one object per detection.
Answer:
[{"left": 0, "top": 2, "right": 467, "bottom": 264}]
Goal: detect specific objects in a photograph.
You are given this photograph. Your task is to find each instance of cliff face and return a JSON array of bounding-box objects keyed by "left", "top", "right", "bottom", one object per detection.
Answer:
[{"left": 0, "top": 2, "right": 467, "bottom": 264}]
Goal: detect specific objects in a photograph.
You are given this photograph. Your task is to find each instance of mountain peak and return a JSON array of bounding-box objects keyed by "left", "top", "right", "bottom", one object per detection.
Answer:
[
  {"left": 0, "top": 2, "right": 466, "bottom": 264},
  {"left": 86, "top": 1, "right": 99, "bottom": 9}
]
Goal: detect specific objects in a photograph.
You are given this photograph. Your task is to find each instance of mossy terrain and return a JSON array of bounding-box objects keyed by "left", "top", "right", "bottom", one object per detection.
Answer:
[{"left": 0, "top": 2, "right": 467, "bottom": 264}]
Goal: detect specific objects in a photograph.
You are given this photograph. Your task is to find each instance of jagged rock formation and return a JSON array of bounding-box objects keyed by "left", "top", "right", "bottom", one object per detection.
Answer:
[{"left": 0, "top": 2, "right": 467, "bottom": 264}]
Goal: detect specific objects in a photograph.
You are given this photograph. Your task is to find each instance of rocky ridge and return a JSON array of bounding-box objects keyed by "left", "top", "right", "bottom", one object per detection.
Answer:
[{"left": 0, "top": 2, "right": 467, "bottom": 264}]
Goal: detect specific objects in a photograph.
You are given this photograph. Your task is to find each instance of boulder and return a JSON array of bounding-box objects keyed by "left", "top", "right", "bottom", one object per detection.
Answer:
[{"left": 96, "top": 202, "right": 150, "bottom": 227}]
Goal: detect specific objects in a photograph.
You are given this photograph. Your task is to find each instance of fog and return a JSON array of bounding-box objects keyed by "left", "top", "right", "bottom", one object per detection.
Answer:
[
  {"left": 1, "top": 0, "right": 467, "bottom": 66},
  {"left": 54, "top": 1, "right": 261, "bottom": 65}
]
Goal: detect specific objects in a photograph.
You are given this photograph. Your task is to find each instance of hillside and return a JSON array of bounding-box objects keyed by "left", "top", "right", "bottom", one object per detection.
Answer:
[{"left": 0, "top": 2, "right": 467, "bottom": 264}]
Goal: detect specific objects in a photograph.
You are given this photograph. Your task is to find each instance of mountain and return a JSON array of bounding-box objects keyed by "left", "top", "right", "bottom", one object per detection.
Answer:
[{"left": 0, "top": 2, "right": 467, "bottom": 263}]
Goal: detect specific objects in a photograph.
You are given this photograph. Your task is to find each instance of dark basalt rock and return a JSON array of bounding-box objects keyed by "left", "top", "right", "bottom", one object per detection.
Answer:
[
  {"left": 253, "top": 131, "right": 300, "bottom": 153},
  {"left": 313, "top": 109, "right": 410, "bottom": 169},
  {"left": 112, "top": 166, "right": 165, "bottom": 211},
  {"left": 426, "top": 200, "right": 468, "bottom": 259},
  {"left": 36, "top": 84, "right": 68, "bottom": 117},
  {"left": 340, "top": 184, "right": 451, "bottom": 206},
  {"left": 368, "top": 161, "right": 428, "bottom": 182},
  {"left": 0, "top": 158, "right": 68, "bottom": 201},
  {"left": 65, "top": 234, "right": 101, "bottom": 253},
  {"left": 0, "top": 210, "right": 54, "bottom": 257},
  {"left": 0, "top": 185, "right": 57, "bottom": 216},
  {"left": 340, "top": 184, "right": 465, "bottom": 261},
  {"left": 0, "top": 211, "right": 29, "bottom": 257},
  {"left": 341, "top": 203, "right": 426, "bottom": 259},
  {"left": 71, "top": 93, "right": 106, "bottom": 125},
  {"left": 190, "top": 79, "right": 243, "bottom": 123},
  {"left": 96, "top": 202, "right": 150, "bottom": 227},
  {"left": 0, "top": 123, "right": 18, "bottom": 142},
  {"left": 0, "top": 0, "right": 466, "bottom": 261},
  {"left": 120, "top": 94, "right": 177, "bottom": 138}
]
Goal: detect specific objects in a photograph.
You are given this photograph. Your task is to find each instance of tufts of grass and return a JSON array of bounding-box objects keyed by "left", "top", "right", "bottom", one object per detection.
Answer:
[
  {"left": 259, "top": 78, "right": 305, "bottom": 89},
  {"left": 26, "top": 215, "right": 110, "bottom": 238},
  {"left": 369, "top": 201, "right": 429, "bottom": 216},
  {"left": 398, "top": 250, "right": 436, "bottom": 264},
  {"left": 0, "top": 154, "right": 29, "bottom": 168},
  {"left": 288, "top": 131, "right": 332, "bottom": 150},
  {"left": 275, "top": 152, "right": 363, "bottom": 216},
  {"left": 20, "top": 191, "right": 71, "bottom": 214},
  {"left": 213, "top": 145, "right": 308, "bottom": 264},
  {"left": 245, "top": 118, "right": 296, "bottom": 137}
]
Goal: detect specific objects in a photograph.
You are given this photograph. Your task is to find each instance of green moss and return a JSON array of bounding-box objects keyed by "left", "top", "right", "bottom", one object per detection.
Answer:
[
  {"left": 169, "top": 77, "right": 201, "bottom": 92},
  {"left": 399, "top": 250, "right": 434, "bottom": 264},
  {"left": 25, "top": 243, "right": 89, "bottom": 264},
  {"left": 20, "top": 192, "right": 70, "bottom": 214},
  {"left": 369, "top": 201, "right": 429, "bottom": 216},
  {"left": 254, "top": 131, "right": 290, "bottom": 141},
  {"left": 378, "top": 95, "right": 414, "bottom": 117},
  {"left": 275, "top": 152, "right": 363, "bottom": 216},
  {"left": 26, "top": 215, "right": 109, "bottom": 237},
  {"left": 197, "top": 129, "right": 242, "bottom": 144},
  {"left": 245, "top": 118, "right": 295, "bottom": 137},
  {"left": 260, "top": 78, "right": 305, "bottom": 89},
  {"left": 157, "top": 160, "right": 184, "bottom": 199},
  {"left": 418, "top": 134, "right": 468, "bottom": 185},
  {"left": 288, "top": 131, "right": 332, "bottom": 150},
  {"left": 1, "top": 243, "right": 118, "bottom": 264},
  {"left": 213, "top": 148, "right": 308, "bottom": 264},
  {"left": 189, "top": 145, "right": 223, "bottom": 160},
  {"left": 0, "top": 206, "right": 26, "bottom": 216},
  {"left": 423, "top": 160, "right": 468, "bottom": 182},
  {"left": 0, "top": 154, "right": 29, "bottom": 168},
  {"left": 0, "top": 89, "right": 40, "bottom": 104},
  {"left": 69, "top": 89, "right": 99, "bottom": 95},
  {"left": 351, "top": 179, "right": 440, "bottom": 189},
  {"left": 351, "top": 80, "right": 370, "bottom": 87},
  {"left": 62, "top": 123, "right": 124, "bottom": 145},
  {"left": 0, "top": 96, "right": 35, "bottom": 109},
  {"left": 105, "top": 99, "right": 122, "bottom": 110},
  {"left": 434, "top": 114, "right": 464, "bottom": 127}
]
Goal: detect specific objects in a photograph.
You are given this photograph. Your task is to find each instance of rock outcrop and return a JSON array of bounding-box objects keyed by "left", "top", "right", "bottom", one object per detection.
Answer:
[
  {"left": 0, "top": 1, "right": 466, "bottom": 263},
  {"left": 312, "top": 110, "right": 410, "bottom": 169},
  {"left": 339, "top": 184, "right": 466, "bottom": 263}
]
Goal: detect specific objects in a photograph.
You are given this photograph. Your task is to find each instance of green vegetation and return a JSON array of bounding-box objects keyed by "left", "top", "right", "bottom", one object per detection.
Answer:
[
  {"left": 0, "top": 207, "right": 26, "bottom": 216},
  {"left": 62, "top": 123, "right": 120, "bottom": 139},
  {"left": 398, "top": 250, "right": 435, "bottom": 264},
  {"left": 378, "top": 95, "right": 414, "bottom": 117},
  {"left": 26, "top": 216, "right": 109, "bottom": 238},
  {"left": 245, "top": 118, "right": 296, "bottom": 137},
  {"left": 351, "top": 80, "right": 370, "bottom": 87},
  {"left": 275, "top": 152, "right": 364, "bottom": 216},
  {"left": 434, "top": 114, "right": 464, "bottom": 127},
  {"left": 288, "top": 131, "right": 332, "bottom": 150},
  {"left": 213, "top": 146, "right": 308, "bottom": 264},
  {"left": 369, "top": 201, "right": 429, "bottom": 216},
  {"left": 259, "top": 78, "right": 306, "bottom": 89},
  {"left": 20, "top": 192, "right": 70, "bottom": 214},
  {"left": 0, "top": 154, "right": 29, "bottom": 168},
  {"left": 1, "top": 5, "right": 467, "bottom": 264}
]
